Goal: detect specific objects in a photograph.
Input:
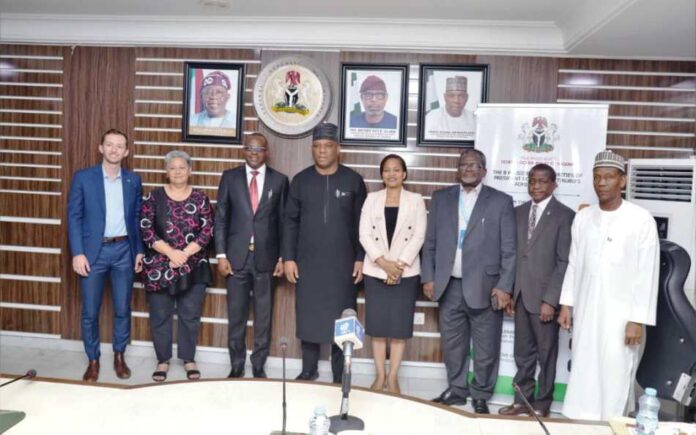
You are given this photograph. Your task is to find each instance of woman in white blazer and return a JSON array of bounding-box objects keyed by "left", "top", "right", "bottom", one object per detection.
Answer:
[{"left": 359, "top": 154, "right": 427, "bottom": 394}]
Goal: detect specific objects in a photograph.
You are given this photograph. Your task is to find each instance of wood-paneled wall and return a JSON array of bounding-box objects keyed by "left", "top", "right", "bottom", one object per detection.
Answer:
[{"left": 2, "top": 43, "right": 694, "bottom": 363}]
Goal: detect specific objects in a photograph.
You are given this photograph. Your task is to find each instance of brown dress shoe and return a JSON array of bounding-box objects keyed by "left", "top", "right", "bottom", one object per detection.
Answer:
[
  {"left": 498, "top": 403, "right": 529, "bottom": 416},
  {"left": 83, "top": 360, "right": 100, "bottom": 382},
  {"left": 113, "top": 352, "right": 131, "bottom": 379}
]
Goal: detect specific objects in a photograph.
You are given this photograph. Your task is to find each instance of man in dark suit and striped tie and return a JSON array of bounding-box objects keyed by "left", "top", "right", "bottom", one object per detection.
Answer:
[
  {"left": 214, "top": 132, "right": 289, "bottom": 378},
  {"left": 499, "top": 163, "right": 574, "bottom": 417}
]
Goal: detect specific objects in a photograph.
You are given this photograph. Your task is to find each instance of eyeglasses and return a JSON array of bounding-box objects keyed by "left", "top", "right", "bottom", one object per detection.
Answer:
[
  {"left": 244, "top": 146, "right": 267, "bottom": 153},
  {"left": 360, "top": 92, "right": 387, "bottom": 101}
]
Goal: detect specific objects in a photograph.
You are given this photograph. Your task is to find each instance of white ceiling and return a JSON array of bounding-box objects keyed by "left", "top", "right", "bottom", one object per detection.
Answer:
[{"left": 0, "top": 0, "right": 694, "bottom": 59}]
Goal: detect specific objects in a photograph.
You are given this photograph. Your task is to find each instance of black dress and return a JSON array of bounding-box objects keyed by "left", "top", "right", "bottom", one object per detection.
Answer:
[{"left": 364, "top": 206, "right": 419, "bottom": 339}]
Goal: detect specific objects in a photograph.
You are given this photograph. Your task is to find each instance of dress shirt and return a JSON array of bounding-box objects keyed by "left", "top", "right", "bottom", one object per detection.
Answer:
[
  {"left": 529, "top": 195, "right": 552, "bottom": 228},
  {"left": 102, "top": 166, "right": 127, "bottom": 238},
  {"left": 451, "top": 182, "right": 482, "bottom": 278}
]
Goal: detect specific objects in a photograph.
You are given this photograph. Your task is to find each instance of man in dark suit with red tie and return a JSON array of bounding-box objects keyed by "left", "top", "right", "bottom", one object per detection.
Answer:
[{"left": 214, "top": 132, "right": 289, "bottom": 378}]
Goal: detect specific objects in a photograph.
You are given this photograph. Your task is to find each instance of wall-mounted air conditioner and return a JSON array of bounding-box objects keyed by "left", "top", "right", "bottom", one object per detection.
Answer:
[{"left": 626, "top": 157, "right": 696, "bottom": 307}]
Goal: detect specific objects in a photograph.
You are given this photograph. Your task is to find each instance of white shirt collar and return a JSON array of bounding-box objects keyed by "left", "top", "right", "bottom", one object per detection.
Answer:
[
  {"left": 532, "top": 195, "right": 553, "bottom": 213},
  {"left": 246, "top": 163, "right": 266, "bottom": 176},
  {"left": 460, "top": 182, "right": 483, "bottom": 196}
]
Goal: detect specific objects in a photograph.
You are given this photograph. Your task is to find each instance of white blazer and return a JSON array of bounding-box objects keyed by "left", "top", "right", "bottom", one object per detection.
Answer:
[{"left": 359, "top": 188, "right": 427, "bottom": 279}]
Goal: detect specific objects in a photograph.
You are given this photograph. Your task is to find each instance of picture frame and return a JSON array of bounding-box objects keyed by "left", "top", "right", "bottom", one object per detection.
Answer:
[
  {"left": 417, "top": 64, "right": 489, "bottom": 148},
  {"left": 182, "top": 61, "right": 245, "bottom": 144},
  {"left": 339, "top": 64, "right": 409, "bottom": 146}
]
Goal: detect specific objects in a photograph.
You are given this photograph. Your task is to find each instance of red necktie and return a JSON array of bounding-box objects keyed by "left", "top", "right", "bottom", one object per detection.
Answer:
[{"left": 249, "top": 170, "right": 259, "bottom": 214}]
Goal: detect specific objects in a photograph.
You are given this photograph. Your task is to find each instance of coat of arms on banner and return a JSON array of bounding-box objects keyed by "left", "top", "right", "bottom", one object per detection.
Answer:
[
  {"left": 519, "top": 116, "right": 559, "bottom": 152},
  {"left": 253, "top": 56, "right": 332, "bottom": 136}
]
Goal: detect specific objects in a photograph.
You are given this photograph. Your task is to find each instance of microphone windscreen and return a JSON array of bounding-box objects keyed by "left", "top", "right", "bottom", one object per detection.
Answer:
[
  {"left": 341, "top": 308, "right": 357, "bottom": 318},
  {"left": 26, "top": 369, "right": 37, "bottom": 378}
]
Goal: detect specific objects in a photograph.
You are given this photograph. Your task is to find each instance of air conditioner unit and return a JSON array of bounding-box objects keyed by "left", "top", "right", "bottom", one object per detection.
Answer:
[{"left": 626, "top": 157, "right": 696, "bottom": 308}]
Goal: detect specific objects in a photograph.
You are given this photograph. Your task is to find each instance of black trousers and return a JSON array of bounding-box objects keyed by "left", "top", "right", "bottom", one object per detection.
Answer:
[
  {"left": 225, "top": 251, "right": 273, "bottom": 371},
  {"left": 301, "top": 340, "right": 344, "bottom": 382},
  {"left": 512, "top": 294, "right": 559, "bottom": 411},
  {"left": 147, "top": 283, "right": 207, "bottom": 363}
]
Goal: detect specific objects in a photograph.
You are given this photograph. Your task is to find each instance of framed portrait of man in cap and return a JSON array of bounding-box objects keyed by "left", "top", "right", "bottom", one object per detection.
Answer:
[
  {"left": 418, "top": 64, "right": 489, "bottom": 147},
  {"left": 182, "top": 61, "right": 245, "bottom": 144},
  {"left": 339, "top": 64, "right": 409, "bottom": 146}
]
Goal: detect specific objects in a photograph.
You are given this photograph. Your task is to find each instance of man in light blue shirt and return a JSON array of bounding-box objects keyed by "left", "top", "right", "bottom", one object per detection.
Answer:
[{"left": 68, "top": 128, "right": 144, "bottom": 382}]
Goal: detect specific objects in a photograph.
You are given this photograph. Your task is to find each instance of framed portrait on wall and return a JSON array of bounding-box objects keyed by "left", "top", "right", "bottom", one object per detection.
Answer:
[
  {"left": 182, "top": 61, "right": 245, "bottom": 144},
  {"left": 418, "top": 64, "right": 489, "bottom": 148},
  {"left": 339, "top": 64, "right": 409, "bottom": 146}
]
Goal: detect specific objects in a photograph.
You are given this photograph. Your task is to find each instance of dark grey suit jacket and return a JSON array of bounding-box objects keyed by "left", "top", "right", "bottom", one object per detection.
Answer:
[
  {"left": 514, "top": 196, "right": 574, "bottom": 313},
  {"left": 214, "top": 165, "right": 289, "bottom": 272},
  {"left": 422, "top": 184, "right": 517, "bottom": 308}
]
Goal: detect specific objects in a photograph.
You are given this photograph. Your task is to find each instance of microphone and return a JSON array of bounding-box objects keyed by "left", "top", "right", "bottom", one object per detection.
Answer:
[
  {"left": 270, "top": 338, "right": 302, "bottom": 435},
  {"left": 329, "top": 309, "right": 365, "bottom": 433},
  {"left": 512, "top": 383, "right": 550, "bottom": 435},
  {"left": 0, "top": 370, "right": 37, "bottom": 388},
  {"left": 280, "top": 337, "right": 288, "bottom": 435}
]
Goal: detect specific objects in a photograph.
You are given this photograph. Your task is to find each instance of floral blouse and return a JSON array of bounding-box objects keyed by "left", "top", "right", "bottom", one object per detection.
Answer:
[{"left": 140, "top": 188, "right": 214, "bottom": 292}]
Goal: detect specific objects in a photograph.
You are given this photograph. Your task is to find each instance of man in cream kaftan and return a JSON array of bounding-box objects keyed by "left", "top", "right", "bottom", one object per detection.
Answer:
[{"left": 558, "top": 150, "right": 660, "bottom": 421}]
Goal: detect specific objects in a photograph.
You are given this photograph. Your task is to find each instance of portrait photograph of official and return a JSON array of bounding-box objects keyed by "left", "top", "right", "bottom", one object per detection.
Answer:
[
  {"left": 182, "top": 62, "right": 245, "bottom": 144},
  {"left": 418, "top": 64, "right": 489, "bottom": 147},
  {"left": 340, "top": 64, "right": 408, "bottom": 146}
]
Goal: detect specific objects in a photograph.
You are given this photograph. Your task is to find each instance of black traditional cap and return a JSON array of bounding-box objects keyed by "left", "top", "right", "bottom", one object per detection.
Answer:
[{"left": 312, "top": 122, "right": 338, "bottom": 142}]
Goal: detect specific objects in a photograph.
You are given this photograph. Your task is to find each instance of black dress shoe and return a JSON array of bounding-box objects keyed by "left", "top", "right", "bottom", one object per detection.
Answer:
[
  {"left": 252, "top": 366, "right": 267, "bottom": 378},
  {"left": 473, "top": 399, "right": 490, "bottom": 414},
  {"left": 227, "top": 367, "right": 245, "bottom": 378},
  {"left": 295, "top": 371, "right": 319, "bottom": 381},
  {"left": 432, "top": 388, "right": 468, "bottom": 406}
]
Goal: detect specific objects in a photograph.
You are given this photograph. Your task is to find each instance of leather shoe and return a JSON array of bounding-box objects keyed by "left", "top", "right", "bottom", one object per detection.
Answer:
[
  {"left": 533, "top": 408, "right": 550, "bottom": 418},
  {"left": 295, "top": 371, "right": 319, "bottom": 381},
  {"left": 252, "top": 366, "right": 267, "bottom": 378},
  {"left": 83, "top": 360, "right": 99, "bottom": 382},
  {"left": 432, "top": 388, "right": 468, "bottom": 406},
  {"left": 473, "top": 399, "right": 490, "bottom": 414},
  {"left": 498, "top": 403, "right": 529, "bottom": 416},
  {"left": 227, "top": 367, "right": 245, "bottom": 378},
  {"left": 113, "top": 352, "right": 131, "bottom": 379}
]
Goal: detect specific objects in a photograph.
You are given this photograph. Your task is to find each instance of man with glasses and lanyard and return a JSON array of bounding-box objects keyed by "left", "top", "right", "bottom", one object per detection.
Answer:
[
  {"left": 349, "top": 75, "right": 397, "bottom": 129},
  {"left": 215, "top": 132, "right": 289, "bottom": 378},
  {"left": 422, "top": 149, "right": 516, "bottom": 414}
]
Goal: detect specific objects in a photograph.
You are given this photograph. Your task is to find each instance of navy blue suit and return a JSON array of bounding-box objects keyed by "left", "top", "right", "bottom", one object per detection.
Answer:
[{"left": 68, "top": 164, "right": 144, "bottom": 360}]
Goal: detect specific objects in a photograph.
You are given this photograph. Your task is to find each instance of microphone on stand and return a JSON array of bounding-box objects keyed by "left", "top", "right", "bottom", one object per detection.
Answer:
[
  {"left": 512, "top": 383, "right": 551, "bottom": 435},
  {"left": 0, "top": 370, "right": 36, "bottom": 432},
  {"left": 0, "top": 370, "right": 37, "bottom": 388},
  {"left": 271, "top": 338, "right": 302, "bottom": 435},
  {"left": 329, "top": 308, "right": 365, "bottom": 433},
  {"left": 280, "top": 337, "right": 288, "bottom": 435}
]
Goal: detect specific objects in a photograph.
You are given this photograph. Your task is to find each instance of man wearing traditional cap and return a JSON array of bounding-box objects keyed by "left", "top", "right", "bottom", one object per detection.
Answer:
[
  {"left": 190, "top": 70, "right": 236, "bottom": 129},
  {"left": 557, "top": 150, "right": 660, "bottom": 420},
  {"left": 282, "top": 122, "right": 367, "bottom": 382},
  {"left": 425, "top": 75, "right": 475, "bottom": 140},
  {"left": 349, "top": 75, "right": 397, "bottom": 129}
]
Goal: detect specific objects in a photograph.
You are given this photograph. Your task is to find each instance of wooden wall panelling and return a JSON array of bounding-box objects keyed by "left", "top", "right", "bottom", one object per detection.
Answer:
[
  {"left": 557, "top": 58, "right": 695, "bottom": 160},
  {"left": 1, "top": 44, "right": 65, "bottom": 337}
]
